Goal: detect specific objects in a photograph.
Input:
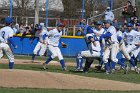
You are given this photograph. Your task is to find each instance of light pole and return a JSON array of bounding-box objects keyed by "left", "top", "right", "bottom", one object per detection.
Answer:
[
  {"left": 34, "top": 0, "right": 39, "bottom": 25},
  {"left": 109, "top": 0, "right": 113, "bottom": 10},
  {"left": 10, "top": 0, "right": 13, "bottom": 17},
  {"left": 81, "top": 0, "right": 85, "bottom": 19}
]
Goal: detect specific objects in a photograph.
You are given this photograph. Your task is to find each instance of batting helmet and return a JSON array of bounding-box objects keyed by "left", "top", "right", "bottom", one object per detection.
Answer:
[{"left": 5, "top": 17, "right": 14, "bottom": 24}]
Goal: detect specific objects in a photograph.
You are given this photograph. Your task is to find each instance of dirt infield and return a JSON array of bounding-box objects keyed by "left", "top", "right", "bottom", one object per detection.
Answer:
[
  {"left": 1, "top": 59, "right": 140, "bottom": 91},
  {"left": 1, "top": 69, "right": 140, "bottom": 91}
]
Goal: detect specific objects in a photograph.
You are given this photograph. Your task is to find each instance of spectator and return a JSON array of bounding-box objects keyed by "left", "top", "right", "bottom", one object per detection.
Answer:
[
  {"left": 122, "top": 1, "right": 136, "bottom": 20},
  {"left": 19, "top": 23, "right": 25, "bottom": 34},
  {"left": 130, "top": 17, "right": 139, "bottom": 27},
  {"left": 113, "top": 19, "right": 119, "bottom": 28},
  {"left": 104, "top": 7, "right": 114, "bottom": 21},
  {"left": 12, "top": 24, "right": 19, "bottom": 34},
  {"left": 76, "top": 27, "right": 84, "bottom": 36}
]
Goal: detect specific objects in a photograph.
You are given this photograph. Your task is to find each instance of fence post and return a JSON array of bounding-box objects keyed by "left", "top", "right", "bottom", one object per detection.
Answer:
[{"left": 73, "top": 25, "right": 76, "bottom": 36}]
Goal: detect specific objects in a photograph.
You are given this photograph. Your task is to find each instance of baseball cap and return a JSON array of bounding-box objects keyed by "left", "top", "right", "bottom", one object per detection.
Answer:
[
  {"left": 107, "top": 7, "right": 110, "bottom": 10},
  {"left": 127, "top": 23, "right": 133, "bottom": 27},
  {"left": 5, "top": 17, "right": 14, "bottom": 24},
  {"left": 104, "top": 20, "right": 112, "bottom": 25},
  {"left": 87, "top": 26, "right": 93, "bottom": 33},
  {"left": 37, "top": 25, "right": 42, "bottom": 30},
  {"left": 136, "top": 23, "right": 140, "bottom": 26},
  {"left": 96, "top": 21, "right": 103, "bottom": 25},
  {"left": 57, "top": 22, "right": 63, "bottom": 27}
]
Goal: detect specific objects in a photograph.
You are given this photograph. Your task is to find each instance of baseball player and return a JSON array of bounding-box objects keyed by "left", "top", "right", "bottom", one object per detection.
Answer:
[
  {"left": 31, "top": 24, "right": 48, "bottom": 63},
  {"left": 43, "top": 23, "right": 67, "bottom": 71},
  {"left": 101, "top": 20, "right": 119, "bottom": 74},
  {"left": 75, "top": 26, "right": 101, "bottom": 71},
  {"left": 121, "top": 23, "right": 140, "bottom": 73},
  {"left": 0, "top": 17, "right": 17, "bottom": 69}
]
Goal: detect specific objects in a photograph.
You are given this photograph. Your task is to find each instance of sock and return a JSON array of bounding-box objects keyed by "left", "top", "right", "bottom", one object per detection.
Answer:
[
  {"left": 9, "top": 62, "right": 14, "bottom": 69},
  {"left": 111, "top": 61, "right": 116, "bottom": 70},
  {"left": 129, "top": 57, "right": 136, "bottom": 67},
  {"left": 118, "top": 59, "right": 126, "bottom": 67},
  {"left": 76, "top": 58, "right": 79, "bottom": 69},
  {"left": 121, "top": 58, "right": 126, "bottom": 64},
  {"left": 105, "top": 62, "right": 110, "bottom": 72},
  {"left": 108, "top": 59, "right": 111, "bottom": 67},
  {"left": 99, "top": 57, "right": 103, "bottom": 67},
  {"left": 60, "top": 59, "right": 65, "bottom": 69},
  {"left": 79, "top": 58, "right": 83, "bottom": 68},
  {"left": 32, "top": 54, "right": 36, "bottom": 61},
  {"left": 45, "top": 56, "right": 53, "bottom": 64}
]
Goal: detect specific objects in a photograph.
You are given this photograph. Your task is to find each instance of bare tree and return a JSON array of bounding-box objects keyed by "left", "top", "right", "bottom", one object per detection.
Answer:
[{"left": 13, "top": 0, "right": 34, "bottom": 23}]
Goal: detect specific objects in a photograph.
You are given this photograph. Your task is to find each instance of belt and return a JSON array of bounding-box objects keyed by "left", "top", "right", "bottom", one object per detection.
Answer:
[
  {"left": 48, "top": 44, "right": 58, "bottom": 47},
  {"left": 126, "top": 44, "right": 132, "bottom": 45}
]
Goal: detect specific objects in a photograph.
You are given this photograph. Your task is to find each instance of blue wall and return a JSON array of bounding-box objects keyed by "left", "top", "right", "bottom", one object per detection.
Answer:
[
  {"left": 11, "top": 36, "right": 140, "bottom": 59},
  {"left": 11, "top": 36, "right": 88, "bottom": 57}
]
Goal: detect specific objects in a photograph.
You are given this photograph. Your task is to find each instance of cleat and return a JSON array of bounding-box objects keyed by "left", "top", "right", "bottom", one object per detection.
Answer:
[
  {"left": 43, "top": 63, "right": 47, "bottom": 70},
  {"left": 95, "top": 65, "right": 102, "bottom": 71},
  {"left": 84, "top": 71, "right": 88, "bottom": 73},
  {"left": 111, "top": 69, "right": 115, "bottom": 74},
  {"left": 135, "top": 68, "right": 139, "bottom": 74},
  {"left": 122, "top": 65, "right": 128, "bottom": 74},
  {"left": 106, "top": 70, "right": 110, "bottom": 75},
  {"left": 75, "top": 68, "right": 83, "bottom": 72},
  {"left": 62, "top": 67, "right": 67, "bottom": 71},
  {"left": 32, "top": 60, "right": 34, "bottom": 63}
]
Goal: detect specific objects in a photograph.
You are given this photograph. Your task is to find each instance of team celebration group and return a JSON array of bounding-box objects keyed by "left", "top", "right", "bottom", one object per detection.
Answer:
[{"left": 0, "top": 15, "right": 140, "bottom": 75}]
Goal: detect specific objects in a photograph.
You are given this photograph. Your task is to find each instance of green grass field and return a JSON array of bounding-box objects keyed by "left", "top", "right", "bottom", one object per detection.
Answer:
[
  {"left": 0, "top": 88, "right": 140, "bottom": 93},
  {"left": 1, "top": 55, "right": 140, "bottom": 93}
]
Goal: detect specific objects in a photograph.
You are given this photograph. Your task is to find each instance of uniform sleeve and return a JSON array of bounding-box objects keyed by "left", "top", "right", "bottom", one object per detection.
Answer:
[
  {"left": 108, "top": 26, "right": 116, "bottom": 34},
  {"left": 134, "top": 31, "right": 140, "bottom": 36},
  {"left": 122, "top": 32, "right": 126, "bottom": 39},
  {"left": 47, "top": 29, "right": 54, "bottom": 36},
  {"left": 117, "top": 31, "right": 123, "bottom": 37},
  {"left": 110, "top": 12, "right": 114, "bottom": 21},
  {"left": 8, "top": 29, "right": 14, "bottom": 37}
]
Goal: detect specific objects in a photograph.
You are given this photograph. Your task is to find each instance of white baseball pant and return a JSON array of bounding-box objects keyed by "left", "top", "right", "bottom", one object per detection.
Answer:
[
  {"left": 33, "top": 42, "right": 47, "bottom": 56},
  {"left": 48, "top": 45, "right": 63, "bottom": 60},
  {"left": 103, "top": 43, "right": 119, "bottom": 63},
  {"left": 80, "top": 50, "right": 100, "bottom": 58},
  {"left": 0, "top": 43, "right": 14, "bottom": 62},
  {"left": 119, "top": 42, "right": 131, "bottom": 60}
]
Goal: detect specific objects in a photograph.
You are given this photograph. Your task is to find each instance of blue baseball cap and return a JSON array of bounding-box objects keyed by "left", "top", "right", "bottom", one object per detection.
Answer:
[
  {"left": 96, "top": 21, "right": 103, "bottom": 25},
  {"left": 104, "top": 20, "right": 112, "bottom": 25},
  {"left": 5, "top": 17, "right": 14, "bottom": 24},
  {"left": 136, "top": 23, "right": 140, "bottom": 26},
  {"left": 87, "top": 26, "right": 93, "bottom": 33},
  {"left": 37, "top": 25, "right": 42, "bottom": 30},
  {"left": 57, "top": 22, "right": 63, "bottom": 27},
  {"left": 127, "top": 23, "right": 133, "bottom": 27}
]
